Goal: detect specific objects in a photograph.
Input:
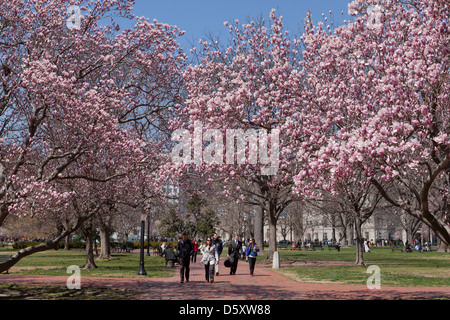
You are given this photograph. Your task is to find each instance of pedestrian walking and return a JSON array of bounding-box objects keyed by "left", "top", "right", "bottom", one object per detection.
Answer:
[
  {"left": 176, "top": 232, "right": 194, "bottom": 283},
  {"left": 245, "top": 238, "right": 259, "bottom": 276},
  {"left": 191, "top": 238, "right": 198, "bottom": 263},
  {"left": 227, "top": 235, "right": 243, "bottom": 275},
  {"left": 364, "top": 239, "right": 370, "bottom": 253},
  {"left": 212, "top": 233, "right": 223, "bottom": 276},
  {"left": 200, "top": 237, "right": 219, "bottom": 283}
]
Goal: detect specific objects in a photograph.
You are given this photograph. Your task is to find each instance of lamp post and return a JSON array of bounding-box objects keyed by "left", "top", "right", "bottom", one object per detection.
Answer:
[
  {"left": 137, "top": 214, "right": 147, "bottom": 276},
  {"left": 146, "top": 210, "right": 151, "bottom": 256}
]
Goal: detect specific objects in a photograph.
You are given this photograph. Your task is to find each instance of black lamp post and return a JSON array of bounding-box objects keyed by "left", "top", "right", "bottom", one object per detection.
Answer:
[
  {"left": 137, "top": 214, "right": 147, "bottom": 276},
  {"left": 146, "top": 213, "right": 150, "bottom": 256}
]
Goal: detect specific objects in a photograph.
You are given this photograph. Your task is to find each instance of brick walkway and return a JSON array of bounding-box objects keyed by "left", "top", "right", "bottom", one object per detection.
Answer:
[{"left": 0, "top": 257, "right": 449, "bottom": 300}]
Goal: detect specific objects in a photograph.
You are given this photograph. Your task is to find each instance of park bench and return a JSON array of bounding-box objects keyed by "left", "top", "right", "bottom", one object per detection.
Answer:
[
  {"left": 165, "top": 257, "right": 178, "bottom": 267},
  {"left": 311, "top": 244, "right": 324, "bottom": 251},
  {"left": 0, "top": 255, "right": 11, "bottom": 274},
  {"left": 428, "top": 246, "right": 438, "bottom": 252},
  {"left": 118, "top": 244, "right": 134, "bottom": 253},
  {"left": 151, "top": 246, "right": 162, "bottom": 256},
  {"left": 163, "top": 248, "right": 178, "bottom": 267},
  {"left": 391, "top": 245, "right": 403, "bottom": 252},
  {"left": 328, "top": 245, "right": 340, "bottom": 252}
]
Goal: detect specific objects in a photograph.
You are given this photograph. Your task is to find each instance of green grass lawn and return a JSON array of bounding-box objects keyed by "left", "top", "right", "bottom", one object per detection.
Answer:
[
  {"left": 269, "top": 247, "right": 450, "bottom": 287},
  {"left": 0, "top": 248, "right": 174, "bottom": 278}
]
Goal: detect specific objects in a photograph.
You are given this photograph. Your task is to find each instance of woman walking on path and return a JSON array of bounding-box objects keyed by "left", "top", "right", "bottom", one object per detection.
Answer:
[
  {"left": 200, "top": 237, "right": 219, "bottom": 283},
  {"left": 245, "top": 238, "right": 259, "bottom": 276}
]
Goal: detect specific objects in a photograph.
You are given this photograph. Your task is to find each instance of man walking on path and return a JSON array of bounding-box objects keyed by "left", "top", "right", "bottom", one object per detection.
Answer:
[
  {"left": 228, "top": 235, "right": 243, "bottom": 275},
  {"left": 212, "top": 233, "right": 223, "bottom": 276},
  {"left": 176, "top": 232, "right": 193, "bottom": 283}
]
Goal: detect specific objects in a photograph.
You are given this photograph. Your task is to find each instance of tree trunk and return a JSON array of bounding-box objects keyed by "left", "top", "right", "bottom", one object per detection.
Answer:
[
  {"left": 331, "top": 226, "right": 336, "bottom": 243},
  {"left": 267, "top": 197, "right": 280, "bottom": 260},
  {"left": 349, "top": 222, "right": 354, "bottom": 246},
  {"left": 254, "top": 206, "right": 265, "bottom": 253},
  {"left": 64, "top": 234, "right": 70, "bottom": 250},
  {"left": 438, "top": 241, "right": 449, "bottom": 252},
  {"left": 405, "top": 227, "right": 414, "bottom": 245},
  {"left": 82, "top": 221, "right": 98, "bottom": 269},
  {"left": 99, "top": 224, "right": 112, "bottom": 260},
  {"left": 64, "top": 218, "right": 71, "bottom": 250},
  {"left": 354, "top": 218, "right": 364, "bottom": 266},
  {"left": 268, "top": 215, "right": 277, "bottom": 260}
]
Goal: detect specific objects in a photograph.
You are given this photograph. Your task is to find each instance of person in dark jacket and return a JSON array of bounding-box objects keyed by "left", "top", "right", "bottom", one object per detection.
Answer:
[
  {"left": 176, "top": 232, "right": 193, "bottom": 283},
  {"left": 227, "top": 235, "right": 243, "bottom": 275},
  {"left": 212, "top": 233, "right": 223, "bottom": 276}
]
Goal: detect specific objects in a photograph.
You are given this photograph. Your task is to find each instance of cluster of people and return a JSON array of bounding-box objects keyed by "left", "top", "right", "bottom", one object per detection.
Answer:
[
  {"left": 0, "top": 237, "right": 46, "bottom": 246},
  {"left": 405, "top": 240, "right": 430, "bottom": 253},
  {"left": 161, "top": 232, "right": 260, "bottom": 284}
]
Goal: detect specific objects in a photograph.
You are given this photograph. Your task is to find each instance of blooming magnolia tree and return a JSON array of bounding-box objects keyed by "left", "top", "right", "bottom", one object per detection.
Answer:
[
  {"left": 292, "top": 0, "right": 450, "bottom": 249},
  {"left": 179, "top": 11, "right": 305, "bottom": 258},
  {"left": 0, "top": 0, "right": 185, "bottom": 272}
]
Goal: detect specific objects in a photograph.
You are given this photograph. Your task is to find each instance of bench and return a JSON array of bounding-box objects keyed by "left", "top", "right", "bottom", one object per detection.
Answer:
[
  {"left": 165, "top": 258, "right": 178, "bottom": 267},
  {"left": 151, "top": 246, "right": 163, "bottom": 256},
  {"left": 163, "top": 249, "right": 178, "bottom": 267},
  {"left": 427, "top": 246, "right": 438, "bottom": 252},
  {"left": 113, "top": 245, "right": 134, "bottom": 253},
  {"left": 117, "top": 245, "right": 134, "bottom": 253},
  {"left": 391, "top": 245, "right": 403, "bottom": 252},
  {"left": 0, "top": 255, "right": 11, "bottom": 274},
  {"left": 328, "top": 245, "right": 340, "bottom": 252},
  {"left": 307, "top": 245, "right": 323, "bottom": 251}
]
